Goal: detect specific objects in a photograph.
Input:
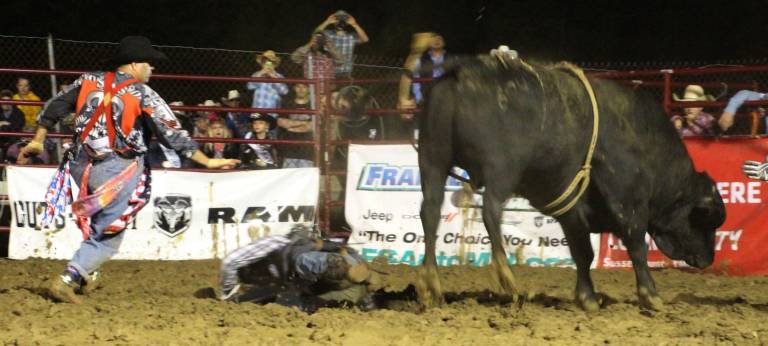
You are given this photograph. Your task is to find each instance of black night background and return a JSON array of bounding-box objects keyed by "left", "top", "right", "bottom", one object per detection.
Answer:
[{"left": 4, "top": 0, "right": 768, "bottom": 63}]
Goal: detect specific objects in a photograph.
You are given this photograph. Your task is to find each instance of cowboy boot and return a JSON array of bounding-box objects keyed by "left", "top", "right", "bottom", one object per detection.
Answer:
[{"left": 49, "top": 271, "right": 83, "bottom": 304}]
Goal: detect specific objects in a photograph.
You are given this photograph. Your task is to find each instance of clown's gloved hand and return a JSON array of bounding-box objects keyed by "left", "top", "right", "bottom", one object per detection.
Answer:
[{"left": 743, "top": 156, "right": 768, "bottom": 181}]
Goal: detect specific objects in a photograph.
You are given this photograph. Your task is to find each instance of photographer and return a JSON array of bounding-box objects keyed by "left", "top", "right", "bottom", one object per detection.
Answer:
[
  {"left": 291, "top": 31, "right": 341, "bottom": 109},
  {"left": 315, "top": 10, "right": 369, "bottom": 79}
]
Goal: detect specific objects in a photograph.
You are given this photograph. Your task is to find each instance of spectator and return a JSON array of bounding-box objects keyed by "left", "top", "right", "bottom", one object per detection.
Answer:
[
  {"left": 1, "top": 89, "right": 25, "bottom": 133},
  {"left": 201, "top": 118, "right": 239, "bottom": 165},
  {"left": 719, "top": 89, "right": 768, "bottom": 134},
  {"left": 4, "top": 140, "right": 50, "bottom": 164},
  {"left": 316, "top": 10, "right": 369, "bottom": 79},
  {"left": 670, "top": 85, "right": 717, "bottom": 137},
  {"left": 220, "top": 90, "right": 250, "bottom": 137},
  {"left": 291, "top": 31, "right": 341, "bottom": 110},
  {"left": 13, "top": 77, "right": 42, "bottom": 132},
  {"left": 191, "top": 112, "right": 211, "bottom": 138},
  {"left": 409, "top": 34, "right": 450, "bottom": 105},
  {"left": 247, "top": 51, "right": 289, "bottom": 122},
  {"left": 0, "top": 89, "right": 26, "bottom": 160},
  {"left": 241, "top": 113, "right": 278, "bottom": 169},
  {"left": 397, "top": 33, "right": 451, "bottom": 139},
  {"left": 278, "top": 83, "right": 315, "bottom": 168},
  {"left": 197, "top": 99, "right": 221, "bottom": 125}
]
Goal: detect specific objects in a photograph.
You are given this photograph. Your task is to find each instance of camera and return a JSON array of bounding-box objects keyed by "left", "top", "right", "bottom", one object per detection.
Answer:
[{"left": 335, "top": 13, "right": 349, "bottom": 22}]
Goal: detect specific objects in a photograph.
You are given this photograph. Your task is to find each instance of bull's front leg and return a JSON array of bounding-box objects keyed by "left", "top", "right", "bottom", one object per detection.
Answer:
[
  {"left": 558, "top": 214, "right": 600, "bottom": 312},
  {"left": 483, "top": 191, "right": 519, "bottom": 299},
  {"left": 622, "top": 230, "right": 664, "bottom": 311}
]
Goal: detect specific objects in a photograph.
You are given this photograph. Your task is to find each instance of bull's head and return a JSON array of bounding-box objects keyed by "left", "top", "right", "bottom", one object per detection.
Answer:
[{"left": 651, "top": 172, "right": 726, "bottom": 268}]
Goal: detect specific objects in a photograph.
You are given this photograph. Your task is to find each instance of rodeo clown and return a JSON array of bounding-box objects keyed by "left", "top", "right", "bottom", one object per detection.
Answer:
[
  {"left": 219, "top": 225, "right": 379, "bottom": 312},
  {"left": 18, "top": 36, "right": 240, "bottom": 304}
]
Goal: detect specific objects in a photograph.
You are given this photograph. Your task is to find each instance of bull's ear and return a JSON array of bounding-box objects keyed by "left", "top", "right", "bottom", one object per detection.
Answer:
[{"left": 692, "top": 172, "right": 726, "bottom": 228}]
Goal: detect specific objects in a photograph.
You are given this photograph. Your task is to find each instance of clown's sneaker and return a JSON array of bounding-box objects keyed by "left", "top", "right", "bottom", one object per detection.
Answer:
[{"left": 49, "top": 272, "right": 83, "bottom": 304}]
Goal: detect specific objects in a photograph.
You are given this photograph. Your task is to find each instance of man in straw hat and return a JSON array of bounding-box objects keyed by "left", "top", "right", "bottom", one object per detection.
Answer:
[
  {"left": 670, "top": 84, "right": 717, "bottom": 137},
  {"left": 247, "top": 50, "right": 289, "bottom": 120},
  {"left": 18, "top": 36, "right": 240, "bottom": 304}
]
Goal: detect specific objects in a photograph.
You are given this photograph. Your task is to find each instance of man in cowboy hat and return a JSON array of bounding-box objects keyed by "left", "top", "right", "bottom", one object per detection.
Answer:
[
  {"left": 247, "top": 50, "right": 289, "bottom": 121},
  {"left": 220, "top": 89, "right": 250, "bottom": 137},
  {"left": 18, "top": 35, "right": 240, "bottom": 304},
  {"left": 670, "top": 84, "right": 717, "bottom": 137}
]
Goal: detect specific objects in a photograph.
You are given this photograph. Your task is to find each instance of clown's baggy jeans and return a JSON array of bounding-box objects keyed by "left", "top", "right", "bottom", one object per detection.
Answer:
[{"left": 66, "top": 151, "right": 143, "bottom": 281}]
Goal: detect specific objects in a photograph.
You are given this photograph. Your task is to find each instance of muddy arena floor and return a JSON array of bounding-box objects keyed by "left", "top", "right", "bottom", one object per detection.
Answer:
[{"left": 1, "top": 259, "right": 767, "bottom": 345}]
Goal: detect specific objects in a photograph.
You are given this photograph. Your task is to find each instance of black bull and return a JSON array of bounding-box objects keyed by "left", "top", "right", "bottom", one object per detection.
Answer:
[{"left": 417, "top": 57, "right": 726, "bottom": 311}]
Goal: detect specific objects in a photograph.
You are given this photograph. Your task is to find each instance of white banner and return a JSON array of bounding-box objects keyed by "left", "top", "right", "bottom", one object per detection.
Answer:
[
  {"left": 8, "top": 166, "right": 319, "bottom": 260},
  {"left": 345, "top": 145, "right": 600, "bottom": 268}
]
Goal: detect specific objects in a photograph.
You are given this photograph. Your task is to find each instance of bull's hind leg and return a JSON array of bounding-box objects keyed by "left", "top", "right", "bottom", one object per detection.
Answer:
[
  {"left": 482, "top": 190, "right": 519, "bottom": 299},
  {"left": 558, "top": 211, "right": 600, "bottom": 312},
  {"left": 416, "top": 162, "right": 450, "bottom": 308}
]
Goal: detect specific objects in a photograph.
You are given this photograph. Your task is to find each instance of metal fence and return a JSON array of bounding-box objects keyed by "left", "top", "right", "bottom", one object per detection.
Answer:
[
  {"left": 2, "top": 34, "right": 768, "bottom": 237},
  {"left": 0, "top": 35, "right": 407, "bottom": 109}
]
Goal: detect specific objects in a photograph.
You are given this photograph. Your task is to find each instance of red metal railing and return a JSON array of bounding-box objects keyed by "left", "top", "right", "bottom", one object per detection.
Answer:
[{"left": 2, "top": 65, "right": 768, "bottom": 236}]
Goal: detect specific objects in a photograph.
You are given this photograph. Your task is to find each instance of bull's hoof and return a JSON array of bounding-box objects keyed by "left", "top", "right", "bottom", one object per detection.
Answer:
[
  {"left": 488, "top": 262, "right": 519, "bottom": 299},
  {"left": 415, "top": 267, "right": 445, "bottom": 308},
  {"left": 638, "top": 293, "right": 665, "bottom": 311},
  {"left": 576, "top": 292, "right": 601, "bottom": 312},
  {"left": 637, "top": 287, "right": 665, "bottom": 311}
]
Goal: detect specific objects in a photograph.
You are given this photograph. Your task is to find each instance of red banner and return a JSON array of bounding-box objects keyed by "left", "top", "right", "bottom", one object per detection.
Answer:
[{"left": 597, "top": 137, "right": 768, "bottom": 275}]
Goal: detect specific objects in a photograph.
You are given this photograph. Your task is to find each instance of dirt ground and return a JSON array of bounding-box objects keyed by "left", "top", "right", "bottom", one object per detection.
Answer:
[{"left": 1, "top": 258, "right": 767, "bottom": 345}]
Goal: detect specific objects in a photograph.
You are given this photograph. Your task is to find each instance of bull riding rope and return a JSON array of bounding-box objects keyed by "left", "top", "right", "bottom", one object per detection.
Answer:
[{"left": 540, "top": 62, "right": 600, "bottom": 217}]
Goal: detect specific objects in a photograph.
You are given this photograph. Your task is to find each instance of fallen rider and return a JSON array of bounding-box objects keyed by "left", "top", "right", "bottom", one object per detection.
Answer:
[{"left": 219, "top": 225, "right": 379, "bottom": 312}]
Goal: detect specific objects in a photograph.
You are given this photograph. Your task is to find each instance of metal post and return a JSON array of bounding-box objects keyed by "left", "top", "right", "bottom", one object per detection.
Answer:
[
  {"left": 46, "top": 34, "right": 62, "bottom": 162},
  {"left": 662, "top": 71, "right": 672, "bottom": 117},
  {"left": 47, "top": 34, "right": 57, "bottom": 97}
]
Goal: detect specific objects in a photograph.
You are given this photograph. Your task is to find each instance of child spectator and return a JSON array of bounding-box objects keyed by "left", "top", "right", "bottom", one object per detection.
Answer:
[
  {"left": 278, "top": 83, "right": 315, "bottom": 168},
  {"left": 201, "top": 118, "right": 239, "bottom": 166},
  {"left": 671, "top": 85, "right": 717, "bottom": 137},
  {"left": 241, "top": 113, "right": 278, "bottom": 169}
]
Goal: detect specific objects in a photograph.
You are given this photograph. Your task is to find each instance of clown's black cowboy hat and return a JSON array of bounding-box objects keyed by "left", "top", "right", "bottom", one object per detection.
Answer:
[{"left": 107, "top": 36, "right": 168, "bottom": 67}]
